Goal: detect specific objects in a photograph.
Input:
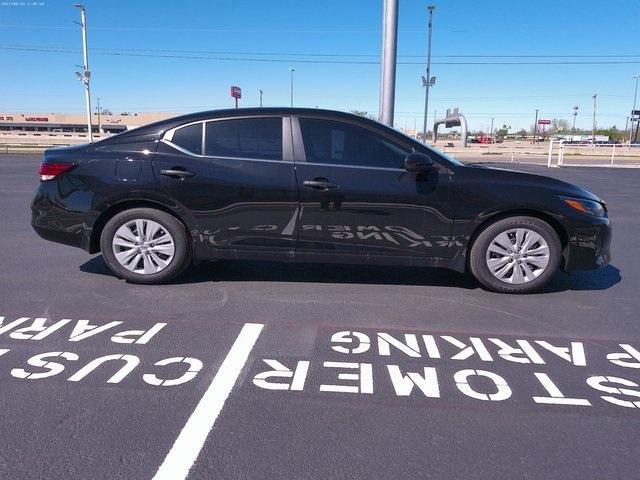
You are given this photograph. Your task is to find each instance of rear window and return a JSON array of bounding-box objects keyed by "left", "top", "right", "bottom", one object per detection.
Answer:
[
  {"left": 171, "top": 123, "right": 202, "bottom": 154},
  {"left": 204, "top": 118, "right": 282, "bottom": 160}
]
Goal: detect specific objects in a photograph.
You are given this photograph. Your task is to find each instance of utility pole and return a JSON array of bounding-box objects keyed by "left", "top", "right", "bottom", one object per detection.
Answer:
[
  {"left": 490, "top": 117, "right": 494, "bottom": 141},
  {"left": 259, "top": 89, "right": 263, "bottom": 108},
  {"left": 74, "top": 4, "right": 92, "bottom": 142},
  {"left": 625, "top": 116, "right": 630, "bottom": 143},
  {"left": 96, "top": 97, "right": 101, "bottom": 135},
  {"left": 631, "top": 76, "right": 639, "bottom": 143},
  {"left": 289, "top": 68, "right": 295, "bottom": 108},
  {"left": 533, "top": 109, "right": 539, "bottom": 144},
  {"left": 592, "top": 94, "right": 597, "bottom": 144},
  {"left": 421, "top": 5, "right": 435, "bottom": 140},
  {"left": 379, "top": 0, "right": 399, "bottom": 126},
  {"left": 572, "top": 105, "right": 578, "bottom": 132}
]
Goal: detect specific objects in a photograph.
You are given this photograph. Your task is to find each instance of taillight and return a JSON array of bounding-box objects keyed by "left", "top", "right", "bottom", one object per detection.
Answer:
[{"left": 39, "top": 162, "right": 76, "bottom": 181}]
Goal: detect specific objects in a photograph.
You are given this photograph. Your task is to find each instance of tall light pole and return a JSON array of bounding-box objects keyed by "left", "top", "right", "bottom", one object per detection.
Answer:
[
  {"left": 631, "top": 75, "right": 639, "bottom": 143},
  {"left": 422, "top": 5, "right": 435, "bottom": 141},
  {"left": 259, "top": 89, "right": 263, "bottom": 108},
  {"left": 592, "top": 94, "right": 597, "bottom": 144},
  {"left": 379, "top": 0, "right": 399, "bottom": 126},
  {"left": 572, "top": 105, "right": 579, "bottom": 132},
  {"left": 289, "top": 68, "right": 295, "bottom": 108},
  {"left": 533, "top": 109, "right": 539, "bottom": 143},
  {"left": 73, "top": 4, "right": 92, "bottom": 142}
]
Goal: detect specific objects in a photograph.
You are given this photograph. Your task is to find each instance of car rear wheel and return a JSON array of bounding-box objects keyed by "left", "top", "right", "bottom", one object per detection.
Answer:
[
  {"left": 469, "top": 216, "right": 561, "bottom": 293},
  {"left": 100, "top": 208, "right": 191, "bottom": 284}
]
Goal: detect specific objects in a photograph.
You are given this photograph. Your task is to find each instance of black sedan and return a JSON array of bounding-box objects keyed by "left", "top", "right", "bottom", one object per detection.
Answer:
[{"left": 31, "top": 108, "right": 611, "bottom": 293}]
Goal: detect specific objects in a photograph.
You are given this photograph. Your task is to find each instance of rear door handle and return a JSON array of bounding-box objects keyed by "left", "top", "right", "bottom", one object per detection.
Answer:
[
  {"left": 160, "top": 168, "right": 195, "bottom": 179},
  {"left": 303, "top": 180, "right": 339, "bottom": 190}
]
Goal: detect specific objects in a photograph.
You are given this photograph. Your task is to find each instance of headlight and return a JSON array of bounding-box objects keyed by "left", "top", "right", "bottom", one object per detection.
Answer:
[{"left": 560, "top": 196, "right": 606, "bottom": 217}]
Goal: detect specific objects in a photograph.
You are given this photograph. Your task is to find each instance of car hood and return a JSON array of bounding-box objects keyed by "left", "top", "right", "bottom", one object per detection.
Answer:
[{"left": 466, "top": 164, "right": 603, "bottom": 203}]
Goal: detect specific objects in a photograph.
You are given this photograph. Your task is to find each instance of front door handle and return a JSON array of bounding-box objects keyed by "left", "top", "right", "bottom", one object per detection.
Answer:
[
  {"left": 303, "top": 179, "right": 339, "bottom": 190},
  {"left": 160, "top": 168, "right": 195, "bottom": 179}
]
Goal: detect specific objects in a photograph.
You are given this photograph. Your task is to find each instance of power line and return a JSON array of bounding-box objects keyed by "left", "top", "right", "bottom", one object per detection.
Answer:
[
  {"left": 1, "top": 43, "right": 639, "bottom": 60},
  {"left": 1, "top": 45, "right": 639, "bottom": 65},
  {"left": 1, "top": 104, "right": 626, "bottom": 119},
  {"left": 0, "top": 23, "right": 391, "bottom": 33}
]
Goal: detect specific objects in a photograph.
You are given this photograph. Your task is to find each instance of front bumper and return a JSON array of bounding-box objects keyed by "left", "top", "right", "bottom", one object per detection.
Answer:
[{"left": 562, "top": 217, "right": 612, "bottom": 271}]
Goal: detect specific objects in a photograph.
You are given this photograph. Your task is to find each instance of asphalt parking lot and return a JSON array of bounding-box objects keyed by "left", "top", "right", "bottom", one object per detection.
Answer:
[{"left": 1, "top": 154, "right": 639, "bottom": 480}]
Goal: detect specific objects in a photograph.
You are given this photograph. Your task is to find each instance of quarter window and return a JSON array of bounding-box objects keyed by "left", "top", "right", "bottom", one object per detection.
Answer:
[
  {"left": 204, "top": 118, "right": 283, "bottom": 160},
  {"left": 299, "top": 118, "right": 409, "bottom": 169},
  {"left": 170, "top": 123, "right": 203, "bottom": 154}
]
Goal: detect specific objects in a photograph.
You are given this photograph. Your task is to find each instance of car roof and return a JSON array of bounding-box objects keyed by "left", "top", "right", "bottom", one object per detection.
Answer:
[{"left": 98, "top": 108, "right": 384, "bottom": 143}]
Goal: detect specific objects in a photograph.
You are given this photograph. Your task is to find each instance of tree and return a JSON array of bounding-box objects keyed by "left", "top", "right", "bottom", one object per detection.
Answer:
[
  {"left": 495, "top": 124, "right": 509, "bottom": 141},
  {"left": 596, "top": 126, "right": 624, "bottom": 142},
  {"left": 551, "top": 118, "right": 570, "bottom": 133},
  {"left": 350, "top": 110, "right": 377, "bottom": 120}
]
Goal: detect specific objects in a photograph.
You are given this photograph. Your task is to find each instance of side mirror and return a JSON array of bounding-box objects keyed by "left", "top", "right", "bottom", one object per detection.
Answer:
[{"left": 404, "top": 152, "right": 434, "bottom": 172}]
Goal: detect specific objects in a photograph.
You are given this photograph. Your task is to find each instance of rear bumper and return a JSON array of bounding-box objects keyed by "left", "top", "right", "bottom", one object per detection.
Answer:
[
  {"left": 562, "top": 217, "right": 612, "bottom": 271},
  {"left": 31, "top": 184, "right": 93, "bottom": 252},
  {"left": 31, "top": 220, "right": 85, "bottom": 249}
]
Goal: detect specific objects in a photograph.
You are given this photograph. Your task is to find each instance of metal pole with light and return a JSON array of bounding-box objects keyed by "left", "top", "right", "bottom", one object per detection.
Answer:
[
  {"left": 572, "top": 105, "right": 578, "bottom": 132},
  {"left": 421, "top": 5, "right": 435, "bottom": 141},
  {"left": 533, "top": 109, "right": 539, "bottom": 143},
  {"left": 592, "top": 94, "right": 597, "bottom": 144},
  {"left": 259, "top": 89, "right": 263, "bottom": 108},
  {"left": 379, "top": 0, "right": 399, "bottom": 126},
  {"left": 73, "top": 4, "right": 93, "bottom": 142}
]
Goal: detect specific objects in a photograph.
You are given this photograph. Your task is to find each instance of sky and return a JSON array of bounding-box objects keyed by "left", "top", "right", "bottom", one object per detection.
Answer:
[{"left": 0, "top": 0, "right": 639, "bottom": 132}]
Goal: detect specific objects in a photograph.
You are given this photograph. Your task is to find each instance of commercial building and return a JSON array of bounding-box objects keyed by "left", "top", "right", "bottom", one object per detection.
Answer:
[{"left": 0, "top": 111, "right": 175, "bottom": 134}]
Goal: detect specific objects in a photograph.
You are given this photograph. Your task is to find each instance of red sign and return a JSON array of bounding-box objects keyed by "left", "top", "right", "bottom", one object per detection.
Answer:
[
  {"left": 230, "top": 86, "right": 242, "bottom": 99},
  {"left": 25, "top": 117, "right": 49, "bottom": 122},
  {"left": 538, "top": 119, "right": 551, "bottom": 125}
]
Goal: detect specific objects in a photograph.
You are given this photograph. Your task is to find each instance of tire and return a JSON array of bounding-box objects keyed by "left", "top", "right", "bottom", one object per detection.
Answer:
[
  {"left": 100, "top": 208, "right": 191, "bottom": 284},
  {"left": 469, "top": 216, "right": 561, "bottom": 293}
]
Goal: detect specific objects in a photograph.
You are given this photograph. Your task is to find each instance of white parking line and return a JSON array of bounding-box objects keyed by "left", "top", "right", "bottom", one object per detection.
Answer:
[{"left": 153, "top": 322, "right": 264, "bottom": 480}]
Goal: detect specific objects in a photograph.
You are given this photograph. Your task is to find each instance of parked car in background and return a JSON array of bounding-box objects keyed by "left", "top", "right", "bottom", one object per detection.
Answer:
[{"left": 32, "top": 108, "right": 611, "bottom": 293}]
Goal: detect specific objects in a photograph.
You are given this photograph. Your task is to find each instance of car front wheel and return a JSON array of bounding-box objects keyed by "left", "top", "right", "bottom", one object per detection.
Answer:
[
  {"left": 469, "top": 216, "right": 562, "bottom": 293},
  {"left": 100, "top": 207, "right": 191, "bottom": 284}
]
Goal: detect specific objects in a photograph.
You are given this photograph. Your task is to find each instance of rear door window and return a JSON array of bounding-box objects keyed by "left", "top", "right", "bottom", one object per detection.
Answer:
[{"left": 204, "top": 118, "right": 283, "bottom": 160}]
